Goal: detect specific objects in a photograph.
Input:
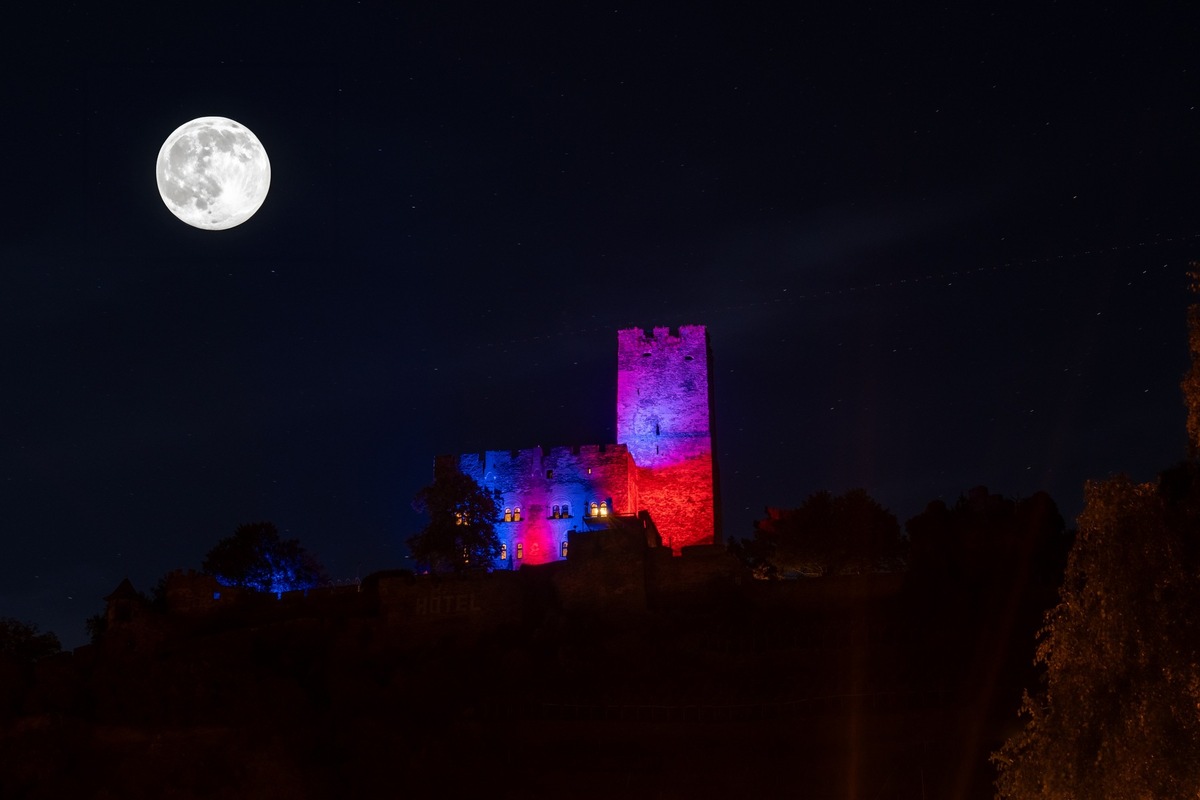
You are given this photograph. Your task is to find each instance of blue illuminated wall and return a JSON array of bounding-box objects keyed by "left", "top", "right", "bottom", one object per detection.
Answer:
[{"left": 457, "top": 444, "right": 637, "bottom": 567}]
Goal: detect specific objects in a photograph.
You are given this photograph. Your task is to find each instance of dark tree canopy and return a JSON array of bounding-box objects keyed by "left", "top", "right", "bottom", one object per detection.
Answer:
[
  {"left": 744, "top": 489, "right": 904, "bottom": 577},
  {"left": 409, "top": 457, "right": 502, "bottom": 573},
  {"left": 201, "top": 521, "right": 327, "bottom": 595},
  {"left": 905, "top": 487, "right": 1069, "bottom": 589},
  {"left": 1183, "top": 266, "right": 1200, "bottom": 456},
  {"left": 0, "top": 618, "right": 61, "bottom": 663},
  {"left": 992, "top": 469, "right": 1200, "bottom": 798}
]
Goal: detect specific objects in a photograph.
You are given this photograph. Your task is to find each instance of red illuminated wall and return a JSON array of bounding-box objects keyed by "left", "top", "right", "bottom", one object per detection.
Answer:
[{"left": 616, "top": 326, "right": 716, "bottom": 552}]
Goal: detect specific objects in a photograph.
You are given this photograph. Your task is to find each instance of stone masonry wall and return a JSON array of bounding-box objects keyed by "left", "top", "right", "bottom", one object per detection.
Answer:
[
  {"left": 458, "top": 444, "right": 637, "bottom": 567},
  {"left": 616, "top": 325, "right": 715, "bottom": 552}
]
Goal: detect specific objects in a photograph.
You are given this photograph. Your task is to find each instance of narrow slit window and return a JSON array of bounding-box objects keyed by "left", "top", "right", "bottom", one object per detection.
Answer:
[
  {"left": 500, "top": 543, "right": 507, "bottom": 560},
  {"left": 516, "top": 543, "right": 524, "bottom": 559},
  {"left": 561, "top": 541, "right": 569, "bottom": 558}
]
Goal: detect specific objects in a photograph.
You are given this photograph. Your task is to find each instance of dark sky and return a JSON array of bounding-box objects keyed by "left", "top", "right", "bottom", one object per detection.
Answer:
[{"left": 4, "top": 4, "right": 1199, "bottom": 647}]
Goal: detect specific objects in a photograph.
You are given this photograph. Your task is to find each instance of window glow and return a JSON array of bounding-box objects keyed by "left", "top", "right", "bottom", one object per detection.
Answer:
[
  {"left": 504, "top": 508, "right": 512, "bottom": 522},
  {"left": 561, "top": 541, "right": 568, "bottom": 558},
  {"left": 516, "top": 543, "right": 524, "bottom": 559},
  {"left": 513, "top": 507, "right": 521, "bottom": 522},
  {"left": 599, "top": 501, "right": 608, "bottom": 517},
  {"left": 500, "top": 543, "right": 507, "bottom": 560}
]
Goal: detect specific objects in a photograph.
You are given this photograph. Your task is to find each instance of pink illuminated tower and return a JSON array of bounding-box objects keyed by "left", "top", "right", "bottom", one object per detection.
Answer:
[{"left": 616, "top": 325, "right": 717, "bottom": 552}]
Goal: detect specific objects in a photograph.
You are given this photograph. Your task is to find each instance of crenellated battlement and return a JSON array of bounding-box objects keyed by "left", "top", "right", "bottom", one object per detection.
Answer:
[{"left": 616, "top": 325, "right": 708, "bottom": 368}]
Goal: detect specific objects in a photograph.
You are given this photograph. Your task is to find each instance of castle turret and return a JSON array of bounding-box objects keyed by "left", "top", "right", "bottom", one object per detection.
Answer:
[{"left": 616, "top": 325, "right": 716, "bottom": 552}]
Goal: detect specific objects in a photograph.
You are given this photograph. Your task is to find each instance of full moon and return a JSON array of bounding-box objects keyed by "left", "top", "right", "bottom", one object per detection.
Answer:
[{"left": 156, "top": 116, "right": 271, "bottom": 230}]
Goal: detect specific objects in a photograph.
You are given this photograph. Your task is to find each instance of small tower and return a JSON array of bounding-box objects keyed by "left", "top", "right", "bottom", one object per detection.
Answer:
[{"left": 616, "top": 325, "right": 716, "bottom": 552}]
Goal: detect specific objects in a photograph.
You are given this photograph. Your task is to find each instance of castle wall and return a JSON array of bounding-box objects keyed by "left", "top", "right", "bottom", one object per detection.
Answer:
[
  {"left": 552, "top": 526, "right": 651, "bottom": 613},
  {"left": 616, "top": 325, "right": 716, "bottom": 552},
  {"left": 374, "top": 571, "right": 525, "bottom": 636},
  {"left": 646, "top": 544, "right": 746, "bottom": 608},
  {"left": 457, "top": 444, "right": 637, "bottom": 568}
]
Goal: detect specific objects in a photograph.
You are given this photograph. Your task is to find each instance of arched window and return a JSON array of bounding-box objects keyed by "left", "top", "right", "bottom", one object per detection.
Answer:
[
  {"left": 455, "top": 511, "right": 464, "bottom": 526},
  {"left": 590, "top": 502, "right": 599, "bottom": 517},
  {"left": 513, "top": 507, "right": 522, "bottom": 522},
  {"left": 504, "top": 508, "right": 512, "bottom": 522},
  {"left": 560, "top": 540, "right": 569, "bottom": 558},
  {"left": 551, "top": 505, "right": 560, "bottom": 519},
  {"left": 516, "top": 543, "right": 524, "bottom": 559},
  {"left": 561, "top": 503, "right": 570, "bottom": 518},
  {"left": 500, "top": 543, "right": 507, "bottom": 560},
  {"left": 599, "top": 501, "right": 608, "bottom": 517}
]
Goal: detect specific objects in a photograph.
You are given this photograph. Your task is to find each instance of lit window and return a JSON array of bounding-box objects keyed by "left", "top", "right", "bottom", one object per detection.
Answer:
[
  {"left": 516, "top": 543, "right": 524, "bottom": 559},
  {"left": 455, "top": 511, "right": 464, "bottom": 526},
  {"left": 500, "top": 543, "right": 507, "bottom": 560},
  {"left": 561, "top": 541, "right": 568, "bottom": 558},
  {"left": 590, "top": 502, "right": 599, "bottom": 517},
  {"left": 562, "top": 503, "right": 570, "bottom": 517},
  {"left": 552, "top": 504, "right": 560, "bottom": 519},
  {"left": 587, "top": 468, "right": 592, "bottom": 475},
  {"left": 504, "top": 508, "right": 512, "bottom": 522},
  {"left": 599, "top": 501, "right": 608, "bottom": 517},
  {"left": 513, "top": 507, "right": 522, "bottom": 522}
]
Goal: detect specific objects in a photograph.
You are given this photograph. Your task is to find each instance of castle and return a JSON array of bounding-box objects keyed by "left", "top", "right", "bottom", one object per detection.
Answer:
[{"left": 449, "top": 324, "right": 718, "bottom": 567}]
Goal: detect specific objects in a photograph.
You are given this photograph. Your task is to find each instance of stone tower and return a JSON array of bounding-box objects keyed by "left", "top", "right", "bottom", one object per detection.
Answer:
[{"left": 616, "top": 325, "right": 716, "bottom": 552}]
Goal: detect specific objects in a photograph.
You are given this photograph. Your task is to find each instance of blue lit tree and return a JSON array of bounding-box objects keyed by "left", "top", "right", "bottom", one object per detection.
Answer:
[{"left": 202, "top": 521, "right": 327, "bottom": 595}]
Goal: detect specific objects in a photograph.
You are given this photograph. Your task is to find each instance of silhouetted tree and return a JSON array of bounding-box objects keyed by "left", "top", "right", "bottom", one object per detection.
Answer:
[
  {"left": 726, "top": 535, "right": 778, "bottom": 579},
  {"left": 746, "top": 489, "right": 904, "bottom": 576},
  {"left": 0, "top": 618, "right": 60, "bottom": 663},
  {"left": 409, "top": 457, "right": 502, "bottom": 573},
  {"left": 1182, "top": 265, "right": 1200, "bottom": 456},
  {"left": 202, "top": 521, "right": 327, "bottom": 594},
  {"left": 906, "top": 487, "right": 1069, "bottom": 589},
  {"left": 84, "top": 613, "right": 107, "bottom": 644},
  {"left": 992, "top": 470, "right": 1200, "bottom": 797}
]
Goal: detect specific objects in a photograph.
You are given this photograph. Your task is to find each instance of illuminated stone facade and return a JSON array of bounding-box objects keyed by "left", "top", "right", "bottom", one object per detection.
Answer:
[{"left": 451, "top": 325, "right": 716, "bottom": 567}]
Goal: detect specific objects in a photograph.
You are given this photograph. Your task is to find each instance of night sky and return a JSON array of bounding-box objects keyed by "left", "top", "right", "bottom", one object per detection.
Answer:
[{"left": 5, "top": 4, "right": 1199, "bottom": 647}]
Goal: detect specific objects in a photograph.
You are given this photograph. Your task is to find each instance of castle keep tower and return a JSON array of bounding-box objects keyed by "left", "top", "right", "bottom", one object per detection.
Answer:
[{"left": 616, "top": 325, "right": 716, "bottom": 552}]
